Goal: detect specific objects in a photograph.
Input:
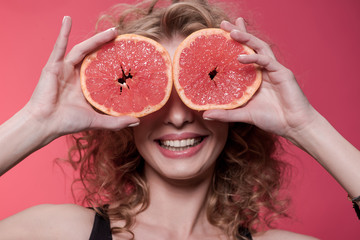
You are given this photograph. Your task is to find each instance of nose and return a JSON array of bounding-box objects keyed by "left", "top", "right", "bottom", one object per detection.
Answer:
[{"left": 163, "top": 88, "right": 194, "bottom": 128}]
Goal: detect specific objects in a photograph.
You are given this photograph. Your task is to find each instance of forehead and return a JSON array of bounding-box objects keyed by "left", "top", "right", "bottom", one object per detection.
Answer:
[{"left": 160, "top": 36, "right": 185, "bottom": 60}]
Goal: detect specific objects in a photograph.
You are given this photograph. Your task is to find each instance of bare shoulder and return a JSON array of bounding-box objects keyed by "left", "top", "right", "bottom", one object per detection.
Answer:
[
  {"left": 253, "top": 229, "right": 319, "bottom": 240},
  {"left": 0, "top": 204, "right": 95, "bottom": 239}
]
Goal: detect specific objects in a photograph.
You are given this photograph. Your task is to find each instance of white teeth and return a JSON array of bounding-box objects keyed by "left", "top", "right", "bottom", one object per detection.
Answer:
[{"left": 160, "top": 138, "right": 202, "bottom": 150}]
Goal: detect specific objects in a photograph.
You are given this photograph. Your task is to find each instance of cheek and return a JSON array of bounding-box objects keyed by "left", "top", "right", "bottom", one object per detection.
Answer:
[
  {"left": 132, "top": 120, "right": 158, "bottom": 162},
  {"left": 206, "top": 121, "right": 229, "bottom": 159}
]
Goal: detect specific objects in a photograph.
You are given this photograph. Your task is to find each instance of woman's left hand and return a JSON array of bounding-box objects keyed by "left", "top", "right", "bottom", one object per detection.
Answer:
[
  {"left": 203, "top": 18, "right": 360, "bottom": 207},
  {"left": 203, "top": 18, "right": 317, "bottom": 139}
]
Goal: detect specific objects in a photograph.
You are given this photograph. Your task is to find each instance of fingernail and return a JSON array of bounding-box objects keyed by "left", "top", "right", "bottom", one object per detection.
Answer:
[
  {"left": 128, "top": 122, "right": 140, "bottom": 127},
  {"left": 203, "top": 117, "right": 214, "bottom": 121},
  {"left": 106, "top": 27, "right": 117, "bottom": 33},
  {"left": 236, "top": 17, "right": 244, "bottom": 23},
  {"left": 62, "top": 16, "right": 69, "bottom": 24},
  {"left": 238, "top": 54, "right": 248, "bottom": 60}
]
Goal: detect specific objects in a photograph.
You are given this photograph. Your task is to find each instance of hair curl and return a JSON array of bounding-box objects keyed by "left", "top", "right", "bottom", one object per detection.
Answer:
[{"left": 68, "top": 1, "right": 289, "bottom": 239}]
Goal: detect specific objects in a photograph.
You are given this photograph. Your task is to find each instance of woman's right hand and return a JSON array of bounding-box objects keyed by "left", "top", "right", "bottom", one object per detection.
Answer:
[
  {"left": 25, "top": 16, "right": 139, "bottom": 140},
  {"left": 0, "top": 16, "right": 139, "bottom": 174}
]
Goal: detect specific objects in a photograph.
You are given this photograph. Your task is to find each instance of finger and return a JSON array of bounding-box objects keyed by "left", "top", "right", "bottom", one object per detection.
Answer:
[
  {"left": 220, "top": 18, "right": 247, "bottom": 33},
  {"left": 89, "top": 114, "right": 140, "bottom": 131},
  {"left": 203, "top": 109, "right": 252, "bottom": 124},
  {"left": 238, "top": 54, "right": 284, "bottom": 72},
  {"left": 235, "top": 17, "right": 247, "bottom": 32},
  {"left": 65, "top": 27, "right": 118, "bottom": 66},
  {"left": 220, "top": 20, "right": 235, "bottom": 32},
  {"left": 47, "top": 16, "right": 72, "bottom": 64},
  {"left": 230, "top": 30, "right": 275, "bottom": 59}
]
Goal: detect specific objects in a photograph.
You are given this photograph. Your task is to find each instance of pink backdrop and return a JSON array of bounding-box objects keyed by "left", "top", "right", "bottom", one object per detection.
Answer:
[{"left": 0, "top": 0, "right": 359, "bottom": 239}]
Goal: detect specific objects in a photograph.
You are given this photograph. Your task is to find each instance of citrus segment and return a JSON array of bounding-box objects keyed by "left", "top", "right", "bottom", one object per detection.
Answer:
[
  {"left": 80, "top": 34, "right": 172, "bottom": 117},
  {"left": 173, "top": 28, "right": 262, "bottom": 110}
]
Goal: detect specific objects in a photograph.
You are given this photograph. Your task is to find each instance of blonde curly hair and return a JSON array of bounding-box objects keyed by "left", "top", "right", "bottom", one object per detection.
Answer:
[{"left": 68, "top": 1, "right": 289, "bottom": 239}]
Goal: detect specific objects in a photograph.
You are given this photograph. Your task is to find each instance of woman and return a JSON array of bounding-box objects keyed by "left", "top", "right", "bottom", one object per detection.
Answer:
[{"left": 0, "top": 0, "right": 359, "bottom": 239}]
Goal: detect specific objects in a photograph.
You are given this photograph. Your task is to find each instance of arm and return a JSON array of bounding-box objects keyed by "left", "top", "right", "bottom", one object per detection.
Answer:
[
  {"left": 286, "top": 108, "right": 360, "bottom": 199},
  {"left": 0, "top": 16, "right": 139, "bottom": 176},
  {"left": 0, "top": 204, "right": 95, "bottom": 239},
  {"left": 0, "top": 107, "right": 54, "bottom": 175},
  {"left": 203, "top": 18, "right": 360, "bottom": 202}
]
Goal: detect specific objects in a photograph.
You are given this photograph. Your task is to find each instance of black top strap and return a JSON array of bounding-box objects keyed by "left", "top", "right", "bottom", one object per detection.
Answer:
[
  {"left": 352, "top": 202, "right": 360, "bottom": 220},
  {"left": 239, "top": 226, "right": 253, "bottom": 240},
  {"left": 89, "top": 211, "right": 112, "bottom": 240}
]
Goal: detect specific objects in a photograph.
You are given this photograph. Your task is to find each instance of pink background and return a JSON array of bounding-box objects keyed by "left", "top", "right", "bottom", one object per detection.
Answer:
[{"left": 0, "top": 0, "right": 359, "bottom": 239}]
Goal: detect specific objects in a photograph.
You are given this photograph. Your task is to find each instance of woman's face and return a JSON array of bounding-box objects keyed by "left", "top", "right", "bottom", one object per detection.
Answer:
[{"left": 133, "top": 37, "right": 229, "bottom": 182}]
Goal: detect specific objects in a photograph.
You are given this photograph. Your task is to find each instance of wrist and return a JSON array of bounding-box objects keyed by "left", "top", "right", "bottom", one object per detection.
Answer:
[
  {"left": 282, "top": 107, "right": 360, "bottom": 198},
  {"left": 0, "top": 106, "right": 60, "bottom": 175},
  {"left": 283, "top": 106, "right": 322, "bottom": 150},
  {"left": 19, "top": 104, "right": 61, "bottom": 147}
]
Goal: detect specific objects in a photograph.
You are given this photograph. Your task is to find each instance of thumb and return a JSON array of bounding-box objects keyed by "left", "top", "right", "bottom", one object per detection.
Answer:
[
  {"left": 203, "top": 109, "right": 252, "bottom": 124},
  {"left": 89, "top": 115, "right": 140, "bottom": 130}
]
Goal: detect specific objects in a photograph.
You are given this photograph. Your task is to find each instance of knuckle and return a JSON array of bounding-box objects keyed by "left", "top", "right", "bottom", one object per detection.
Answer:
[
  {"left": 69, "top": 43, "right": 85, "bottom": 57},
  {"left": 259, "top": 54, "right": 271, "bottom": 65},
  {"left": 278, "top": 66, "right": 293, "bottom": 77},
  {"left": 71, "top": 43, "right": 81, "bottom": 52},
  {"left": 262, "top": 40, "right": 271, "bottom": 49},
  {"left": 284, "top": 68, "right": 294, "bottom": 77}
]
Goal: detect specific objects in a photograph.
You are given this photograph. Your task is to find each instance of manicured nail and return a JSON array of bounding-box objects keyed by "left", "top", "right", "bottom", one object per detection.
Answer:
[
  {"left": 62, "top": 16, "right": 69, "bottom": 24},
  {"left": 106, "top": 27, "right": 117, "bottom": 33},
  {"left": 236, "top": 17, "right": 245, "bottom": 23},
  {"left": 203, "top": 117, "right": 214, "bottom": 121},
  {"left": 238, "top": 54, "right": 248, "bottom": 60},
  {"left": 128, "top": 122, "right": 140, "bottom": 127}
]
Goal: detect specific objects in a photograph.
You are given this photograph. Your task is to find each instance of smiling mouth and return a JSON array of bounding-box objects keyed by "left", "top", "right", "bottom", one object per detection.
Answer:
[{"left": 157, "top": 137, "right": 204, "bottom": 151}]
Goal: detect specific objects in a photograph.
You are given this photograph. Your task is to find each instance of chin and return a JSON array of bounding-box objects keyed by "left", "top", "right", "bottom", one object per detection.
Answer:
[{"left": 146, "top": 159, "right": 216, "bottom": 184}]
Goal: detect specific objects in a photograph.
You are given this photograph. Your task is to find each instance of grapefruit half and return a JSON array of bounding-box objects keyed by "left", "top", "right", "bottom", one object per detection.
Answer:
[
  {"left": 173, "top": 28, "right": 262, "bottom": 111},
  {"left": 80, "top": 34, "right": 172, "bottom": 117}
]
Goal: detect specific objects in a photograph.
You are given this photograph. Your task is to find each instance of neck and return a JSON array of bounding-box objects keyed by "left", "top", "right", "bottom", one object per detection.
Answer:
[{"left": 136, "top": 164, "right": 218, "bottom": 238}]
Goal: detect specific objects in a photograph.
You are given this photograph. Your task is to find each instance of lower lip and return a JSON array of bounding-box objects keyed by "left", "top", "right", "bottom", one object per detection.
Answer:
[{"left": 156, "top": 138, "right": 207, "bottom": 159}]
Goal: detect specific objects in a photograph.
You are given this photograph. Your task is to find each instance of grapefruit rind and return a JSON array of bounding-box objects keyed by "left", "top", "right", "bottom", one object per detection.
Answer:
[
  {"left": 173, "top": 28, "right": 262, "bottom": 111},
  {"left": 80, "top": 34, "right": 172, "bottom": 117}
]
